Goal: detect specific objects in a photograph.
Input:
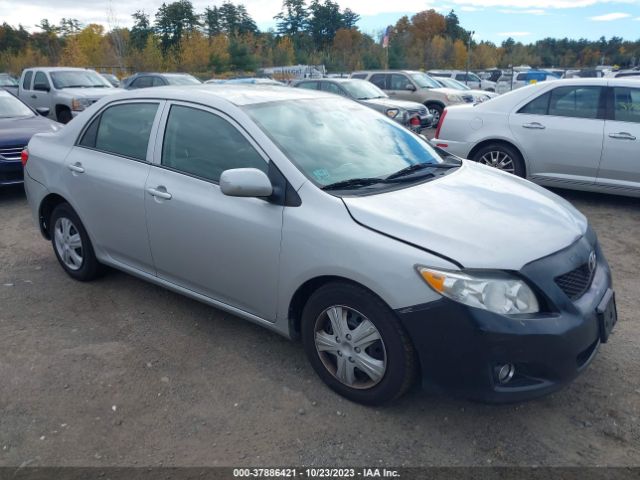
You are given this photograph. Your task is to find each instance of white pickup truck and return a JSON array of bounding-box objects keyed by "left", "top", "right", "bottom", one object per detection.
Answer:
[{"left": 18, "top": 67, "right": 123, "bottom": 123}]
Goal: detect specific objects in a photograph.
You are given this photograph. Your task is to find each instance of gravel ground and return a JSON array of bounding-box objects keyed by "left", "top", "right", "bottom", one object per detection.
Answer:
[{"left": 0, "top": 184, "right": 638, "bottom": 467}]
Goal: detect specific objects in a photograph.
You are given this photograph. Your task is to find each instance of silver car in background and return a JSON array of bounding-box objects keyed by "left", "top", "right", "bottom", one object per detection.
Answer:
[
  {"left": 433, "top": 78, "right": 640, "bottom": 197},
  {"left": 23, "top": 86, "right": 616, "bottom": 404}
]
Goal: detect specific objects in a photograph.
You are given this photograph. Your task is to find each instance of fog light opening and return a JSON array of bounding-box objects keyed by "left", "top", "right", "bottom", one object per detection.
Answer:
[{"left": 496, "top": 363, "right": 515, "bottom": 384}]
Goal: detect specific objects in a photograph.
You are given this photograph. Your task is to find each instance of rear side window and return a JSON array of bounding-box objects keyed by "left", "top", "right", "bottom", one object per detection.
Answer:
[
  {"left": 79, "top": 103, "right": 159, "bottom": 160},
  {"left": 131, "top": 76, "right": 152, "bottom": 89},
  {"left": 613, "top": 87, "right": 640, "bottom": 124},
  {"left": 351, "top": 74, "right": 366, "bottom": 80},
  {"left": 297, "top": 81, "right": 318, "bottom": 90},
  {"left": 518, "top": 92, "right": 551, "bottom": 115},
  {"left": 548, "top": 86, "right": 603, "bottom": 119},
  {"left": 516, "top": 73, "right": 527, "bottom": 81},
  {"left": 22, "top": 71, "right": 33, "bottom": 90},
  {"left": 161, "top": 105, "right": 267, "bottom": 183},
  {"left": 370, "top": 74, "right": 386, "bottom": 89}
]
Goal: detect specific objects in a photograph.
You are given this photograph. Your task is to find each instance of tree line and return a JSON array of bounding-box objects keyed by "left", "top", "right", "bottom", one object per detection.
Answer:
[{"left": 0, "top": 1, "right": 638, "bottom": 78}]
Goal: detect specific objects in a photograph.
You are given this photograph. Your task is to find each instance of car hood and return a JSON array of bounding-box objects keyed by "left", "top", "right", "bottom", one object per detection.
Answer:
[
  {"left": 342, "top": 161, "right": 587, "bottom": 270},
  {"left": 0, "top": 115, "right": 60, "bottom": 147},
  {"left": 431, "top": 87, "right": 465, "bottom": 96},
  {"left": 363, "top": 98, "right": 426, "bottom": 111},
  {"left": 59, "top": 87, "right": 124, "bottom": 98}
]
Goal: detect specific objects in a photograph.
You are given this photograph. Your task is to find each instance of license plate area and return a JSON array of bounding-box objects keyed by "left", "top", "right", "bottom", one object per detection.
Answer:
[{"left": 597, "top": 289, "right": 617, "bottom": 343}]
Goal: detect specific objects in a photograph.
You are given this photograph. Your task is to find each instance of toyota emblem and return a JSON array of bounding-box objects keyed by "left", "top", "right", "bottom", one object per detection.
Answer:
[{"left": 588, "top": 251, "right": 597, "bottom": 273}]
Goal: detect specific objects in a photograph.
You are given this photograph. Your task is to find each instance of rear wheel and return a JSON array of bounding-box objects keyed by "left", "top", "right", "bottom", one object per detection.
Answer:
[
  {"left": 472, "top": 143, "right": 525, "bottom": 177},
  {"left": 301, "top": 282, "right": 417, "bottom": 405},
  {"left": 50, "top": 203, "right": 102, "bottom": 281}
]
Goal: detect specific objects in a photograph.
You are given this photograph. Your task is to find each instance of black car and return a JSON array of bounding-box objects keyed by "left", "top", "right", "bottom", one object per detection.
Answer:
[
  {"left": 0, "top": 90, "right": 60, "bottom": 186},
  {"left": 123, "top": 73, "right": 202, "bottom": 89}
]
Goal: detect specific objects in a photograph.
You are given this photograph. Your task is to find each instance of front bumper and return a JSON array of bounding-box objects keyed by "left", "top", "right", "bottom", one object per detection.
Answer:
[
  {"left": 0, "top": 160, "right": 24, "bottom": 185},
  {"left": 397, "top": 229, "right": 614, "bottom": 403}
]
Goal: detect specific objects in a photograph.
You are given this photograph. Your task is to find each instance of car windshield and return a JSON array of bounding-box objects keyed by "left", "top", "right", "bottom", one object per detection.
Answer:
[
  {"left": 0, "top": 93, "right": 34, "bottom": 118},
  {"left": 341, "top": 81, "right": 387, "bottom": 100},
  {"left": 410, "top": 73, "right": 441, "bottom": 89},
  {"left": 438, "top": 78, "right": 471, "bottom": 91},
  {"left": 245, "top": 98, "right": 447, "bottom": 189},
  {"left": 50, "top": 70, "right": 111, "bottom": 89},
  {"left": 0, "top": 75, "right": 18, "bottom": 87},
  {"left": 165, "top": 75, "right": 201, "bottom": 85}
]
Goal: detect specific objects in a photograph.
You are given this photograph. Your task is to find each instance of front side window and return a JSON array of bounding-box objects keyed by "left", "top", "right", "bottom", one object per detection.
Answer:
[
  {"left": 548, "top": 86, "right": 603, "bottom": 119},
  {"left": 245, "top": 98, "right": 445, "bottom": 187},
  {"left": 161, "top": 105, "right": 267, "bottom": 183},
  {"left": 297, "top": 81, "right": 318, "bottom": 90},
  {"left": 613, "top": 87, "right": 640, "bottom": 124},
  {"left": 390, "top": 74, "right": 412, "bottom": 90},
  {"left": 34, "top": 71, "right": 50, "bottom": 90},
  {"left": 320, "top": 82, "right": 344, "bottom": 96},
  {"left": 152, "top": 77, "right": 166, "bottom": 87},
  {"left": 131, "top": 76, "right": 152, "bottom": 89},
  {"left": 79, "top": 103, "right": 159, "bottom": 160}
]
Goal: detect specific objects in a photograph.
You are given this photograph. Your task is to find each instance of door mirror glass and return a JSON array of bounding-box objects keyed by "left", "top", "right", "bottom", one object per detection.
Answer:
[
  {"left": 220, "top": 168, "right": 273, "bottom": 198},
  {"left": 36, "top": 107, "right": 50, "bottom": 116}
]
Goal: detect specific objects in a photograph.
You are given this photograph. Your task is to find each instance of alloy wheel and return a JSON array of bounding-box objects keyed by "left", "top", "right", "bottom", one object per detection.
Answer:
[
  {"left": 478, "top": 150, "right": 515, "bottom": 174},
  {"left": 54, "top": 217, "right": 84, "bottom": 271}
]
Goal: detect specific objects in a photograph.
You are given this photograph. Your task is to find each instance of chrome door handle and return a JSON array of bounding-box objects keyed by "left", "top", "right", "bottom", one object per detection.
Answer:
[
  {"left": 522, "top": 122, "right": 546, "bottom": 130},
  {"left": 146, "top": 187, "right": 172, "bottom": 200},
  {"left": 30, "top": 94, "right": 37, "bottom": 99},
  {"left": 609, "top": 132, "right": 636, "bottom": 141},
  {"left": 67, "top": 163, "right": 85, "bottom": 173}
]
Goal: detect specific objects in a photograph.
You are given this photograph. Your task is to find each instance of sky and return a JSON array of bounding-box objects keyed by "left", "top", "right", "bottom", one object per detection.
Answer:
[{"left": 1, "top": 0, "right": 639, "bottom": 44}]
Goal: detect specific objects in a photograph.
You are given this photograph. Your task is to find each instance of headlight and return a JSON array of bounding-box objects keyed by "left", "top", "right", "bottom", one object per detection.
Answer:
[
  {"left": 385, "top": 108, "right": 400, "bottom": 119},
  {"left": 417, "top": 267, "right": 540, "bottom": 315},
  {"left": 445, "top": 94, "right": 463, "bottom": 103},
  {"left": 71, "top": 97, "right": 92, "bottom": 111}
]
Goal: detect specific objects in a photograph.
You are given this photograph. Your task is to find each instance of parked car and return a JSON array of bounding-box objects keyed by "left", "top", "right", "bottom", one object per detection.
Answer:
[
  {"left": 123, "top": 72, "right": 201, "bottom": 89},
  {"left": 0, "top": 90, "right": 60, "bottom": 186},
  {"left": 350, "top": 70, "right": 471, "bottom": 125},
  {"left": 100, "top": 73, "right": 121, "bottom": 88},
  {"left": 293, "top": 78, "right": 433, "bottom": 131},
  {"left": 433, "top": 78, "right": 640, "bottom": 197},
  {"left": 564, "top": 69, "right": 605, "bottom": 79},
  {"left": 428, "top": 70, "right": 496, "bottom": 92},
  {"left": 0, "top": 73, "right": 19, "bottom": 96},
  {"left": 222, "top": 77, "right": 286, "bottom": 86},
  {"left": 23, "top": 85, "right": 616, "bottom": 404},
  {"left": 479, "top": 69, "right": 504, "bottom": 83},
  {"left": 605, "top": 69, "right": 640, "bottom": 79},
  {"left": 496, "top": 70, "right": 560, "bottom": 94},
  {"left": 17, "top": 67, "right": 122, "bottom": 124},
  {"left": 433, "top": 77, "right": 498, "bottom": 103}
]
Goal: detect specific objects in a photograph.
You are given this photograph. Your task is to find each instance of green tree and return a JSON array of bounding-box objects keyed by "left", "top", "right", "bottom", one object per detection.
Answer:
[
  {"left": 274, "top": 0, "right": 308, "bottom": 36},
  {"left": 130, "top": 11, "right": 152, "bottom": 51},
  {"left": 155, "top": 0, "right": 200, "bottom": 54}
]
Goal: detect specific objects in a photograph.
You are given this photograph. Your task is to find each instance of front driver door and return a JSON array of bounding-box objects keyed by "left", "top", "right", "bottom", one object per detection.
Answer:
[
  {"left": 145, "top": 103, "right": 284, "bottom": 320},
  {"left": 597, "top": 86, "right": 640, "bottom": 193}
]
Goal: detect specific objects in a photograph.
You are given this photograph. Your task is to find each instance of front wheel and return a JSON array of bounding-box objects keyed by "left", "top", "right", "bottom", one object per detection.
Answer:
[
  {"left": 57, "top": 108, "right": 72, "bottom": 124},
  {"left": 301, "top": 282, "right": 417, "bottom": 405},
  {"left": 472, "top": 143, "right": 525, "bottom": 177},
  {"left": 425, "top": 103, "right": 443, "bottom": 128}
]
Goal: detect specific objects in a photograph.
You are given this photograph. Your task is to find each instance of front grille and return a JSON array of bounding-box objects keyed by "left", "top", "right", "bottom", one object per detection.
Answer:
[
  {"left": 555, "top": 263, "right": 596, "bottom": 300},
  {"left": 408, "top": 107, "right": 428, "bottom": 117},
  {"left": 0, "top": 145, "right": 25, "bottom": 162}
]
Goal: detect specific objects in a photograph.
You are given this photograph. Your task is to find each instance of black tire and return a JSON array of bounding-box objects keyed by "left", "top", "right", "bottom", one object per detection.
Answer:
[
  {"left": 50, "top": 203, "right": 103, "bottom": 281},
  {"left": 472, "top": 142, "right": 526, "bottom": 178},
  {"left": 425, "top": 103, "right": 443, "bottom": 128},
  {"left": 301, "top": 282, "right": 417, "bottom": 405},
  {"left": 57, "top": 108, "right": 72, "bottom": 124}
]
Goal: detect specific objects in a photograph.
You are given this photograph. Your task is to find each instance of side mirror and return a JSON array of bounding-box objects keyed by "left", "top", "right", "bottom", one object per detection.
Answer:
[
  {"left": 405, "top": 84, "right": 416, "bottom": 91},
  {"left": 34, "top": 84, "right": 50, "bottom": 92},
  {"left": 35, "top": 107, "right": 50, "bottom": 117},
  {"left": 220, "top": 168, "right": 273, "bottom": 198}
]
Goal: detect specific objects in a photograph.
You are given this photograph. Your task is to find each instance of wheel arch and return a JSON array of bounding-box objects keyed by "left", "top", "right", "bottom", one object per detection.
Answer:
[{"left": 467, "top": 139, "right": 528, "bottom": 177}]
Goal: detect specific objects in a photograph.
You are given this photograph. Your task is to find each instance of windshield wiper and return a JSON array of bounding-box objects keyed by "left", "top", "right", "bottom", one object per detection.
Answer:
[
  {"left": 61, "top": 85, "right": 87, "bottom": 88},
  {"left": 322, "top": 177, "right": 387, "bottom": 191},
  {"left": 385, "top": 161, "right": 460, "bottom": 180}
]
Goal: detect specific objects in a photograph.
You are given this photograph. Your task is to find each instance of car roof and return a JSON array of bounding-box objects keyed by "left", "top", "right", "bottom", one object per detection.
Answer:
[
  {"left": 25, "top": 67, "right": 95, "bottom": 72},
  {"left": 352, "top": 70, "right": 423, "bottom": 75},
  {"left": 101, "top": 84, "right": 334, "bottom": 107}
]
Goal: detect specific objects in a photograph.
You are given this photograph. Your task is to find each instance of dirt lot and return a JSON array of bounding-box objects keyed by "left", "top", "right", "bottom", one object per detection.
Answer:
[{"left": 0, "top": 184, "right": 639, "bottom": 467}]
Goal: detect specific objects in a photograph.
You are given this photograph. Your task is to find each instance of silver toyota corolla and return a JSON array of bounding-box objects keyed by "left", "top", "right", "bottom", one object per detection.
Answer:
[{"left": 22, "top": 86, "right": 617, "bottom": 405}]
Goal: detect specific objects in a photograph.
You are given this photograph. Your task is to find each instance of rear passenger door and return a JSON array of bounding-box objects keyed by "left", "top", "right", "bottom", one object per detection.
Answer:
[
  {"left": 597, "top": 86, "right": 640, "bottom": 192},
  {"left": 144, "top": 102, "right": 284, "bottom": 320},
  {"left": 65, "top": 101, "right": 164, "bottom": 274},
  {"left": 508, "top": 85, "right": 605, "bottom": 185}
]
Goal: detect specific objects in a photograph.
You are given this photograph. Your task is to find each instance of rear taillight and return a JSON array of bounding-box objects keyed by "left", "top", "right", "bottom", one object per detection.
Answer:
[
  {"left": 409, "top": 116, "right": 420, "bottom": 126},
  {"left": 434, "top": 108, "right": 448, "bottom": 139},
  {"left": 21, "top": 149, "right": 29, "bottom": 167}
]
